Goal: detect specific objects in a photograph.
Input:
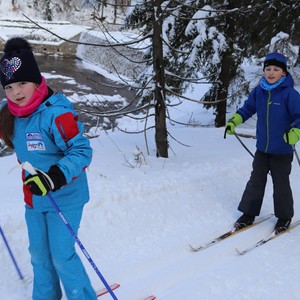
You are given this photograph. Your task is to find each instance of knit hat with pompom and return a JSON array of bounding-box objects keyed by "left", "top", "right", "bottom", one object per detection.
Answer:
[{"left": 0, "top": 37, "right": 42, "bottom": 88}]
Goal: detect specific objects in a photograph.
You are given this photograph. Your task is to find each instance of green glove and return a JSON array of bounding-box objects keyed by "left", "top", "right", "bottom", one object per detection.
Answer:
[
  {"left": 284, "top": 128, "right": 300, "bottom": 145},
  {"left": 225, "top": 113, "right": 243, "bottom": 135}
]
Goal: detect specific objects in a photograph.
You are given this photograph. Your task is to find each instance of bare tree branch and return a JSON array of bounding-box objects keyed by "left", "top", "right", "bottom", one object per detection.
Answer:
[{"left": 23, "top": 14, "right": 152, "bottom": 47}]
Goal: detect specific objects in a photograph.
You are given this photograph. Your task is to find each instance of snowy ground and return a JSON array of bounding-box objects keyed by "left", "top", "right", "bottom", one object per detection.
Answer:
[
  {"left": 2, "top": 111, "right": 300, "bottom": 300},
  {"left": 1, "top": 5, "right": 300, "bottom": 300},
  {"left": 1, "top": 69, "right": 300, "bottom": 299}
]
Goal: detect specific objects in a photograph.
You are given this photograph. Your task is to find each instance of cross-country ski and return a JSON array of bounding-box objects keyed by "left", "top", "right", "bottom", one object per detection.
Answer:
[
  {"left": 144, "top": 296, "right": 156, "bottom": 300},
  {"left": 236, "top": 220, "right": 300, "bottom": 255},
  {"left": 189, "top": 214, "right": 273, "bottom": 252},
  {"left": 97, "top": 283, "right": 120, "bottom": 297},
  {"left": 96, "top": 284, "right": 155, "bottom": 300}
]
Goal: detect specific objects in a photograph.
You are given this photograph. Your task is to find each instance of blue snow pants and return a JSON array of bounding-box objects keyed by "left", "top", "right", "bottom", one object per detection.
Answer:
[{"left": 25, "top": 205, "right": 97, "bottom": 300}]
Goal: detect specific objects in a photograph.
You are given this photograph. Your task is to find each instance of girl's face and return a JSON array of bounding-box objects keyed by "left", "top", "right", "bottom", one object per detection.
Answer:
[
  {"left": 264, "top": 65, "right": 286, "bottom": 84},
  {"left": 4, "top": 82, "right": 37, "bottom": 106}
]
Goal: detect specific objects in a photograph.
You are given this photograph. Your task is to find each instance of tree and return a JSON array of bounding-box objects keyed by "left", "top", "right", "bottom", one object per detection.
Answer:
[
  {"left": 44, "top": 0, "right": 52, "bottom": 21},
  {"left": 176, "top": 0, "right": 300, "bottom": 127},
  {"left": 152, "top": 0, "right": 168, "bottom": 157},
  {"left": 124, "top": 0, "right": 176, "bottom": 157},
  {"left": 25, "top": 0, "right": 300, "bottom": 156},
  {"left": 124, "top": 0, "right": 212, "bottom": 157},
  {"left": 84, "top": 0, "right": 300, "bottom": 153}
]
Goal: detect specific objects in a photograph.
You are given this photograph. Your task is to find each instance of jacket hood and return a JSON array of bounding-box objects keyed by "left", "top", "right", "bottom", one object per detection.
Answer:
[{"left": 280, "top": 73, "right": 294, "bottom": 88}]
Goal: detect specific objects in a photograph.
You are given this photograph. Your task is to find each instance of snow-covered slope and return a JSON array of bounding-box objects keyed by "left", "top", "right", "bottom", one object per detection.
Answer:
[
  {"left": 0, "top": 0, "right": 117, "bottom": 26},
  {"left": 1, "top": 125, "right": 300, "bottom": 299}
]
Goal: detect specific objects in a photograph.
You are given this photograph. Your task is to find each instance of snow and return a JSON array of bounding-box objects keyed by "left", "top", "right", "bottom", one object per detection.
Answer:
[
  {"left": 2, "top": 106, "right": 300, "bottom": 300},
  {"left": 0, "top": 16, "right": 87, "bottom": 45},
  {"left": 1, "top": 3, "right": 300, "bottom": 300}
]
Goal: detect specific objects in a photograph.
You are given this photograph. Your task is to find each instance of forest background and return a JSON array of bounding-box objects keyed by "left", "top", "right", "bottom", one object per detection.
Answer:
[{"left": 1, "top": 0, "right": 299, "bottom": 158}]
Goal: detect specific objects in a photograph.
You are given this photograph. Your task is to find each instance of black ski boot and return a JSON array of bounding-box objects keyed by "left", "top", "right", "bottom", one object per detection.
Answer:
[
  {"left": 275, "top": 218, "right": 291, "bottom": 234},
  {"left": 234, "top": 214, "right": 255, "bottom": 230}
]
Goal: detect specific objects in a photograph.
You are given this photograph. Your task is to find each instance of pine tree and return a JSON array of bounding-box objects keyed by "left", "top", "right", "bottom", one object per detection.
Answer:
[
  {"left": 82, "top": 0, "right": 300, "bottom": 155},
  {"left": 125, "top": 0, "right": 176, "bottom": 157},
  {"left": 177, "top": 0, "right": 300, "bottom": 126}
]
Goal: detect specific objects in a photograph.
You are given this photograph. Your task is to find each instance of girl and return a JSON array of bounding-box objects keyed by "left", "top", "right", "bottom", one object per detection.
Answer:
[
  {"left": 226, "top": 52, "right": 300, "bottom": 233},
  {"left": 0, "top": 37, "right": 97, "bottom": 299}
]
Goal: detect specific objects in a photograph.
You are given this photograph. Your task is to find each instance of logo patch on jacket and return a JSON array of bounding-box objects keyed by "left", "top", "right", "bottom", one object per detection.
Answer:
[
  {"left": 26, "top": 132, "right": 42, "bottom": 140},
  {"left": 27, "top": 141, "right": 46, "bottom": 151}
]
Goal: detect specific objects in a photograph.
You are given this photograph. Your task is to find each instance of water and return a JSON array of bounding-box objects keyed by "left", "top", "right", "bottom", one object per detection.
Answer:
[
  {"left": 0, "top": 55, "right": 137, "bottom": 156},
  {"left": 1, "top": 55, "right": 134, "bottom": 98},
  {"left": 36, "top": 55, "right": 134, "bottom": 99},
  {"left": 0, "top": 55, "right": 137, "bottom": 130}
]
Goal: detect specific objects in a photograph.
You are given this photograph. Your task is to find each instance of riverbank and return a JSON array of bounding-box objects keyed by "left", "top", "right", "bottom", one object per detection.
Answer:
[
  {"left": 77, "top": 30, "right": 147, "bottom": 79},
  {"left": 0, "top": 17, "right": 87, "bottom": 57},
  {"left": 0, "top": 16, "right": 147, "bottom": 78},
  {"left": 0, "top": 15, "right": 142, "bottom": 137}
]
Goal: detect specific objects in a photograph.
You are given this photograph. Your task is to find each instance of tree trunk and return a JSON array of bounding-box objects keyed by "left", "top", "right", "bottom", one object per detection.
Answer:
[
  {"left": 114, "top": 0, "right": 118, "bottom": 24},
  {"left": 214, "top": 0, "right": 236, "bottom": 128},
  {"left": 215, "top": 52, "right": 233, "bottom": 127},
  {"left": 153, "top": 0, "right": 168, "bottom": 157},
  {"left": 45, "top": 0, "right": 52, "bottom": 21}
]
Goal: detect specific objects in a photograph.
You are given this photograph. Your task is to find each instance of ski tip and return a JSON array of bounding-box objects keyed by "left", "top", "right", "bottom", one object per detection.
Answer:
[
  {"left": 189, "top": 244, "right": 201, "bottom": 252},
  {"left": 96, "top": 283, "right": 120, "bottom": 297},
  {"left": 235, "top": 247, "right": 245, "bottom": 255},
  {"left": 144, "top": 296, "right": 156, "bottom": 300}
]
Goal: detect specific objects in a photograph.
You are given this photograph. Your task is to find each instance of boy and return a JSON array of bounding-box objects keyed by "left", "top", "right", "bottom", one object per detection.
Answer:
[{"left": 226, "top": 52, "right": 300, "bottom": 233}]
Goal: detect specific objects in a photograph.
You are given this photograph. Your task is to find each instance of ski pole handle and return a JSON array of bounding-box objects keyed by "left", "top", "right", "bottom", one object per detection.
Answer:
[
  {"left": 21, "top": 161, "right": 38, "bottom": 175},
  {"left": 224, "top": 127, "right": 228, "bottom": 139}
]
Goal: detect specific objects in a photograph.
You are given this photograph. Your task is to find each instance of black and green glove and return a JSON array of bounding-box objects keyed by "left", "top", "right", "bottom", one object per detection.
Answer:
[
  {"left": 284, "top": 128, "right": 300, "bottom": 145},
  {"left": 225, "top": 113, "right": 243, "bottom": 135},
  {"left": 24, "top": 165, "right": 66, "bottom": 196}
]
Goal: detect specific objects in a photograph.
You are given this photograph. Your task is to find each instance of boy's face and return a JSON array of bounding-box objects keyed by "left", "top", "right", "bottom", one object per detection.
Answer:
[
  {"left": 264, "top": 65, "right": 286, "bottom": 84},
  {"left": 4, "top": 81, "right": 37, "bottom": 106}
]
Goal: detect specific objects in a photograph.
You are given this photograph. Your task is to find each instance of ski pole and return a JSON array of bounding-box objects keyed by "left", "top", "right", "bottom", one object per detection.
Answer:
[
  {"left": 226, "top": 131, "right": 273, "bottom": 175},
  {"left": 22, "top": 162, "right": 118, "bottom": 300},
  {"left": 0, "top": 225, "right": 25, "bottom": 281},
  {"left": 233, "top": 132, "right": 255, "bottom": 158},
  {"left": 224, "top": 127, "right": 254, "bottom": 158},
  {"left": 293, "top": 145, "right": 300, "bottom": 167}
]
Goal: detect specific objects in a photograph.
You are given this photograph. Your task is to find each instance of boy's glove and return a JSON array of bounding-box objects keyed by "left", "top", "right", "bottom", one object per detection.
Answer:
[
  {"left": 284, "top": 128, "right": 300, "bottom": 145},
  {"left": 24, "top": 165, "right": 66, "bottom": 196},
  {"left": 225, "top": 113, "right": 243, "bottom": 135}
]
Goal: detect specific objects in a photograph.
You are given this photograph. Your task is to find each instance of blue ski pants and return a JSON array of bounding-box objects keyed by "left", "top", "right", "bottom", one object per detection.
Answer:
[{"left": 25, "top": 205, "right": 97, "bottom": 300}]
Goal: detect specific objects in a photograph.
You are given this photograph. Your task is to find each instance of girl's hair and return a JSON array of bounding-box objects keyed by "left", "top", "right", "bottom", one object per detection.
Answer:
[{"left": 0, "top": 103, "right": 15, "bottom": 149}]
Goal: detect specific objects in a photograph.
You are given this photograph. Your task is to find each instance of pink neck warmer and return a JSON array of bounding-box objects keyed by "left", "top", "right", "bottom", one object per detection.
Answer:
[{"left": 7, "top": 76, "right": 48, "bottom": 117}]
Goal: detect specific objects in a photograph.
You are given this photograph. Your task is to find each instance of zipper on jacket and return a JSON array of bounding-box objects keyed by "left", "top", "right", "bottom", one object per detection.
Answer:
[{"left": 265, "top": 91, "right": 271, "bottom": 152}]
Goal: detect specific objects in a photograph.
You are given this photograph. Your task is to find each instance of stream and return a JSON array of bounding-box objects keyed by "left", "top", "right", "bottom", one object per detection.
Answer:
[
  {"left": 0, "top": 55, "right": 137, "bottom": 130},
  {"left": 0, "top": 55, "right": 137, "bottom": 156}
]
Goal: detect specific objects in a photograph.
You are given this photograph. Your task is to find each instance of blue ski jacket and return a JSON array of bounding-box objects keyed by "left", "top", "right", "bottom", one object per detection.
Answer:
[
  {"left": 11, "top": 92, "right": 92, "bottom": 211},
  {"left": 237, "top": 73, "right": 300, "bottom": 154}
]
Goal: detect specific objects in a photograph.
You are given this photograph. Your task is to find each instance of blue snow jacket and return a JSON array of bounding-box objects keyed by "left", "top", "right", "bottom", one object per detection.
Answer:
[
  {"left": 11, "top": 91, "right": 92, "bottom": 212},
  {"left": 237, "top": 73, "right": 300, "bottom": 154}
]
